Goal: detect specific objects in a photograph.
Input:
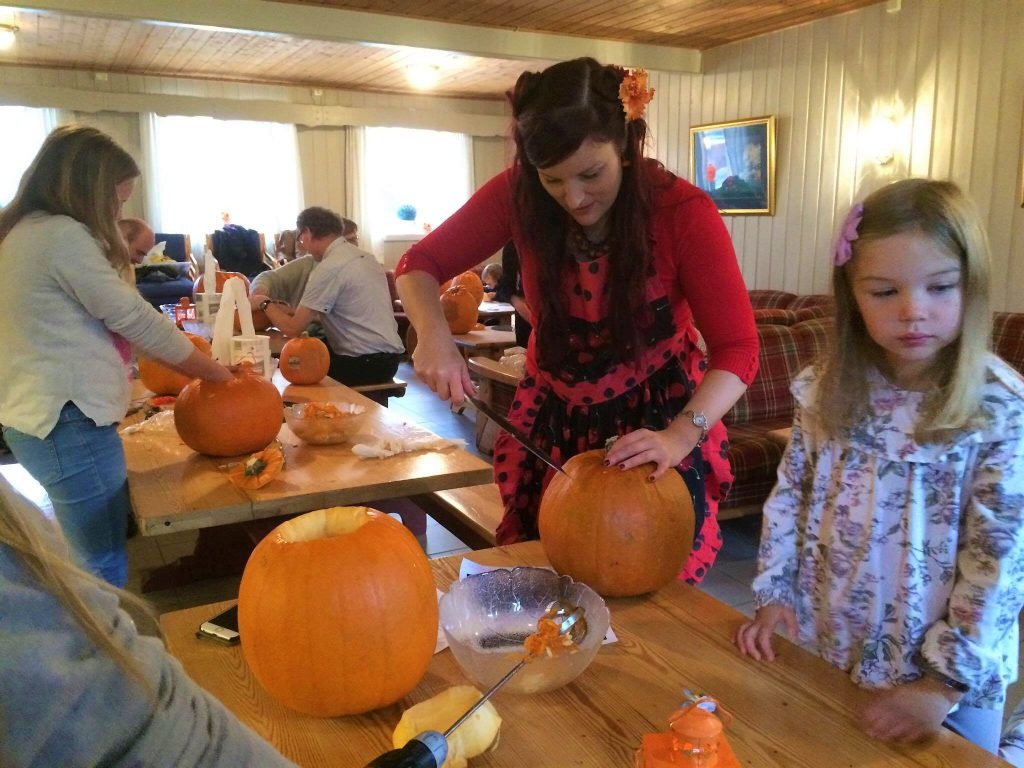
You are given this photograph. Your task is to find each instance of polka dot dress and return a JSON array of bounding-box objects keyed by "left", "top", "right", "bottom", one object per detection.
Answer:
[{"left": 492, "top": 231, "right": 733, "bottom": 584}]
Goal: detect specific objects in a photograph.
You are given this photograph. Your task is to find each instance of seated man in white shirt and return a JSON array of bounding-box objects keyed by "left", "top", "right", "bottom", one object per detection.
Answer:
[{"left": 251, "top": 207, "right": 404, "bottom": 386}]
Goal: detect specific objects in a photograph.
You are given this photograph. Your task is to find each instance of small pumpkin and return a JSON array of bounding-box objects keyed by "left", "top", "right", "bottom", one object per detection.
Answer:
[
  {"left": 441, "top": 285, "right": 479, "bottom": 335},
  {"left": 228, "top": 443, "right": 285, "bottom": 489},
  {"left": 234, "top": 307, "right": 271, "bottom": 332},
  {"left": 279, "top": 333, "right": 331, "bottom": 385},
  {"left": 538, "top": 448, "right": 695, "bottom": 597},
  {"left": 138, "top": 332, "right": 213, "bottom": 395},
  {"left": 192, "top": 270, "right": 250, "bottom": 297},
  {"left": 174, "top": 366, "right": 284, "bottom": 456},
  {"left": 238, "top": 506, "right": 438, "bottom": 716}
]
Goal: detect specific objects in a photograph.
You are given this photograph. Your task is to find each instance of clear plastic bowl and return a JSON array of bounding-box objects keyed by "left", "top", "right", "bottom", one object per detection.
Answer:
[
  {"left": 439, "top": 567, "right": 610, "bottom": 695},
  {"left": 283, "top": 402, "right": 366, "bottom": 445}
]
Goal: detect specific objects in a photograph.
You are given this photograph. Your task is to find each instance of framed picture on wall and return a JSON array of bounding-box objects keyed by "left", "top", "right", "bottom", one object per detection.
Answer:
[{"left": 690, "top": 116, "right": 776, "bottom": 215}]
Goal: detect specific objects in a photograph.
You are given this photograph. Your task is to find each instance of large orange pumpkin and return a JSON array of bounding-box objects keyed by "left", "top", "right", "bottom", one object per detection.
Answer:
[
  {"left": 173, "top": 367, "right": 283, "bottom": 456},
  {"left": 137, "top": 333, "right": 212, "bottom": 395},
  {"left": 279, "top": 333, "right": 330, "bottom": 385},
  {"left": 238, "top": 506, "right": 438, "bottom": 716},
  {"left": 538, "top": 449, "right": 695, "bottom": 597},
  {"left": 440, "top": 285, "right": 479, "bottom": 334},
  {"left": 192, "top": 271, "right": 250, "bottom": 298}
]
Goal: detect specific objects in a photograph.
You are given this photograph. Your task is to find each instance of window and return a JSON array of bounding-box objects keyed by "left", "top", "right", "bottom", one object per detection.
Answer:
[
  {"left": 364, "top": 127, "right": 471, "bottom": 240},
  {"left": 144, "top": 114, "right": 302, "bottom": 246},
  {"left": 0, "top": 106, "right": 56, "bottom": 207}
]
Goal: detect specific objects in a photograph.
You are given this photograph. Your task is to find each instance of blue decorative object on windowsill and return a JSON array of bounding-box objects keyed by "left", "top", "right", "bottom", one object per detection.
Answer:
[{"left": 396, "top": 204, "right": 417, "bottom": 221}]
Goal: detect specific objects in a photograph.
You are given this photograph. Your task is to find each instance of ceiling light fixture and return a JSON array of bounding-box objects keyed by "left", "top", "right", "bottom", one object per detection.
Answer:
[
  {"left": 0, "top": 24, "right": 17, "bottom": 50},
  {"left": 406, "top": 63, "right": 440, "bottom": 90}
]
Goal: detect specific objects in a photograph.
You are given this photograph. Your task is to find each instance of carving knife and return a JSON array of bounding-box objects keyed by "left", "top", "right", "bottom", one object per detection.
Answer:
[{"left": 465, "top": 393, "right": 567, "bottom": 475}]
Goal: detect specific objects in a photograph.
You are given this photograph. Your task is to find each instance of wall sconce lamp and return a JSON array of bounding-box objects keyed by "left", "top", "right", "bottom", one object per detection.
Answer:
[
  {"left": 867, "top": 115, "right": 898, "bottom": 165},
  {"left": 0, "top": 24, "right": 18, "bottom": 50}
]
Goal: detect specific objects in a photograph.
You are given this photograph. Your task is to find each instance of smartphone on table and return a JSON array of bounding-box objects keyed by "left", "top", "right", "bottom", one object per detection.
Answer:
[{"left": 196, "top": 605, "right": 240, "bottom": 645}]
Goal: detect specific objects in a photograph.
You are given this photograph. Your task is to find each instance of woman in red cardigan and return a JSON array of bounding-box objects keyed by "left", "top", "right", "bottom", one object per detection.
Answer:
[{"left": 396, "top": 58, "right": 758, "bottom": 582}]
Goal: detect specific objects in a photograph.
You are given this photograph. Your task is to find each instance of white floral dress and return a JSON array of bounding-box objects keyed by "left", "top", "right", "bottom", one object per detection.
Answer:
[{"left": 752, "top": 354, "right": 1024, "bottom": 709}]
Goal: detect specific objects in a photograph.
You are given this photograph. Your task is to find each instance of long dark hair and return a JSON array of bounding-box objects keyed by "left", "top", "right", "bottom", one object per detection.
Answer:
[
  {"left": 509, "top": 57, "right": 657, "bottom": 370},
  {"left": 0, "top": 125, "right": 140, "bottom": 280}
]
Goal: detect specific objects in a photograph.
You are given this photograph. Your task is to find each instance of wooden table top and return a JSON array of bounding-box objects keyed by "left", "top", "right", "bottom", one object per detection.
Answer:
[
  {"left": 122, "top": 370, "right": 492, "bottom": 536},
  {"left": 161, "top": 541, "right": 1002, "bottom": 767},
  {"left": 451, "top": 328, "right": 517, "bottom": 351}
]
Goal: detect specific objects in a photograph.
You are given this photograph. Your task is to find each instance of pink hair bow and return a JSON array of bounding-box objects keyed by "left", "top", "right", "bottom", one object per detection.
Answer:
[{"left": 833, "top": 202, "right": 863, "bottom": 266}]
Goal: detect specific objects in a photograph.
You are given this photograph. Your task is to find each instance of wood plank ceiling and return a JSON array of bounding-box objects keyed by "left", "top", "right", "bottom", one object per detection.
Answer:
[{"left": 0, "top": 1, "right": 884, "bottom": 100}]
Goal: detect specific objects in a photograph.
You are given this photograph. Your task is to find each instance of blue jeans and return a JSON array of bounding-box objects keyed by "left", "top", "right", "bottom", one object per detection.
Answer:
[{"left": 3, "top": 403, "right": 130, "bottom": 586}]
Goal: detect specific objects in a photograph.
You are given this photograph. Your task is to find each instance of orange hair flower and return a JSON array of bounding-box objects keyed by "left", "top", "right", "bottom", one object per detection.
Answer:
[{"left": 619, "top": 68, "right": 655, "bottom": 121}]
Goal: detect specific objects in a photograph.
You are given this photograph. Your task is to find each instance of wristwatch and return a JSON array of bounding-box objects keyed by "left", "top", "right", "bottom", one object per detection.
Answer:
[
  {"left": 258, "top": 298, "right": 272, "bottom": 312},
  {"left": 680, "top": 409, "right": 709, "bottom": 447}
]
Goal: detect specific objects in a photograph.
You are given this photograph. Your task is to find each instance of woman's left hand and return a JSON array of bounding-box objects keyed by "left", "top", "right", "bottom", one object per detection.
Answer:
[
  {"left": 603, "top": 428, "right": 691, "bottom": 481},
  {"left": 860, "top": 677, "right": 961, "bottom": 743}
]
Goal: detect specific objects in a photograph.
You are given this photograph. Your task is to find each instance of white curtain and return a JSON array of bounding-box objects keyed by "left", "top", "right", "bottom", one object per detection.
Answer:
[
  {"left": 0, "top": 106, "right": 62, "bottom": 206},
  {"left": 344, "top": 126, "right": 379, "bottom": 257},
  {"left": 142, "top": 113, "right": 303, "bottom": 254}
]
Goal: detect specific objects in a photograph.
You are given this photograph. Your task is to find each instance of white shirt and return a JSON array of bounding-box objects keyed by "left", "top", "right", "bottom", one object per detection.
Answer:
[
  {"left": 0, "top": 213, "right": 194, "bottom": 438},
  {"left": 299, "top": 237, "right": 403, "bottom": 357}
]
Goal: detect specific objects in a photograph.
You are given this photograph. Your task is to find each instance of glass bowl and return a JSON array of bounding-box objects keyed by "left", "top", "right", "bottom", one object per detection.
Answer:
[
  {"left": 283, "top": 401, "right": 367, "bottom": 445},
  {"left": 439, "top": 567, "right": 610, "bottom": 695}
]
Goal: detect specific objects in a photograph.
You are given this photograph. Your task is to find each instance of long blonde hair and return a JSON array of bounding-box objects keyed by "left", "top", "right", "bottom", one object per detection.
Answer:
[
  {"left": 0, "top": 125, "right": 140, "bottom": 281},
  {"left": 816, "top": 179, "right": 991, "bottom": 442},
  {"left": 0, "top": 483, "right": 155, "bottom": 693}
]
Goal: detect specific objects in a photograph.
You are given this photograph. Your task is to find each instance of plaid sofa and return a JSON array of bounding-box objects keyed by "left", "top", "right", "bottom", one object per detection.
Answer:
[
  {"left": 719, "top": 295, "right": 1024, "bottom": 518},
  {"left": 720, "top": 314, "right": 833, "bottom": 516}
]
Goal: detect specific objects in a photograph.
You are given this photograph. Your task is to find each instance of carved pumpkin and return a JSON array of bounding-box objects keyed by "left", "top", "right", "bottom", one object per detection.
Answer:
[
  {"left": 279, "top": 333, "right": 330, "bottom": 385},
  {"left": 137, "top": 332, "right": 212, "bottom": 395},
  {"left": 441, "top": 285, "right": 479, "bottom": 334},
  {"left": 538, "top": 449, "right": 695, "bottom": 597},
  {"left": 238, "top": 506, "right": 438, "bottom": 716},
  {"left": 192, "top": 271, "right": 250, "bottom": 297},
  {"left": 174, "top": 366, "right": 283, "bottom": 456}
]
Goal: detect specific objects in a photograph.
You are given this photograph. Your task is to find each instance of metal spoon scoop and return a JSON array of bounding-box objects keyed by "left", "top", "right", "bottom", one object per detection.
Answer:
[{"left": 365, "top": 600, "right": 588, "bottom": 768}]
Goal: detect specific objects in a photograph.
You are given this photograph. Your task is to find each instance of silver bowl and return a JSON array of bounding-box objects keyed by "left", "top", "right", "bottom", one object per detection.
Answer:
[{"left": 439, "top": 566, "right": 610, "bottom": 694}]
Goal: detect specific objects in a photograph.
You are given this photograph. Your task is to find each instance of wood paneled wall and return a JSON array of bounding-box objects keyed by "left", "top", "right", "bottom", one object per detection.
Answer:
[{"left": 646, "top": 0, "right": 1024, "bottom": 311}]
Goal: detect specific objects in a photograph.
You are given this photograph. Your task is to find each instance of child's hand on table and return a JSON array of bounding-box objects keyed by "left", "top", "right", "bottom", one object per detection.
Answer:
[
  {"left": 860, "top": 676, "right": 962, "bottom": 743},
  {"left": 732, "top": 604, "right": 798, "bottom": 662}
]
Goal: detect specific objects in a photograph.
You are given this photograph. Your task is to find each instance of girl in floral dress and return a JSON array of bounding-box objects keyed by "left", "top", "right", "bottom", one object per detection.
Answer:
[
  {"left": 734, "top": 179, "right": 1024, "bottom": 755},
  {"left": 395, "top": 57, "right": 758, "bottom": 582}
]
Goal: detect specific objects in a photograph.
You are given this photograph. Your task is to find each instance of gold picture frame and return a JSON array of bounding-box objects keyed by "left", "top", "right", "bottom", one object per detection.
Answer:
[{"left": 690, "top": 115, "right": 776, "bottom": 215}]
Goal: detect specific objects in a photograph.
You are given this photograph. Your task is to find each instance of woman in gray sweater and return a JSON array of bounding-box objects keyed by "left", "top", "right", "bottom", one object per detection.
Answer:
[
  {"left": 0, "top": 478, "right": 295, "bottom": 767},
  {"left": 0, "top": 126, "right": 232, "bottom": 587}
]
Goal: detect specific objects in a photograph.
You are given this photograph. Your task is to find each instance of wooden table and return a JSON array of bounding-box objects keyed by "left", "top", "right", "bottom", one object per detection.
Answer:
[
  {"left": 162, "top": 541, "right": 1003, "bottom": 767},
  {"left": 123, "top": 369, "right": 492, "bottom": 589},
  {"left": 123, "top": 370, "right": 492, "bottom": 536},
  {"left": 450, "top": 328, "right": 518, "bottom": 361}
]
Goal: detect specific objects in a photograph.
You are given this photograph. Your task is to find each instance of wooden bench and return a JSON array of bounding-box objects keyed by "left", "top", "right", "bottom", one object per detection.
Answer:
[
  {"left": 411, "top": 482, "right": 503, "bottom": 550},
  {"left": 351, "top": 378, "right": 407, "bottom": 407}
]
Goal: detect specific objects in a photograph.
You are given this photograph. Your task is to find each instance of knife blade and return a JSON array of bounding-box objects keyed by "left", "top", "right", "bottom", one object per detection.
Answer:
[{"left": 466, "top": 393, "right": 567, "bottom": 475}]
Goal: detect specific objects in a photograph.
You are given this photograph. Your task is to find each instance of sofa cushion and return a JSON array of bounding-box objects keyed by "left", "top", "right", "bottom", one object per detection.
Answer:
[
  {"left": 789, "top": 294, "right": 834, "bottom": 312},
  {"left": 993, "top": 312, "right": 1024, "bottom": 376},
  {"left": 724, "top": 316, "right": 832, "bottom": 426},
  {"left": 748, "top": 289, "right": 798, "bottom": 309},
  {"left": 721, "top": 419, "right": 792, "bottom": 510},
  {"left": 753, "top": 308, "right": 798, "bottom": 325}
]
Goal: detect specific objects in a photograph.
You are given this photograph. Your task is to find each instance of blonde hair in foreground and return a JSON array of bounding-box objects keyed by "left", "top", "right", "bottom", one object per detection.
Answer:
[
  {"left": 0, "top": 483, "right": 154, "bottom": 693},
  {"left": 0, "top": 124, "right": 140, "bottom": 283},
  {"left": 816, "top": 178, "right": 991, "bottom": 442}
]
